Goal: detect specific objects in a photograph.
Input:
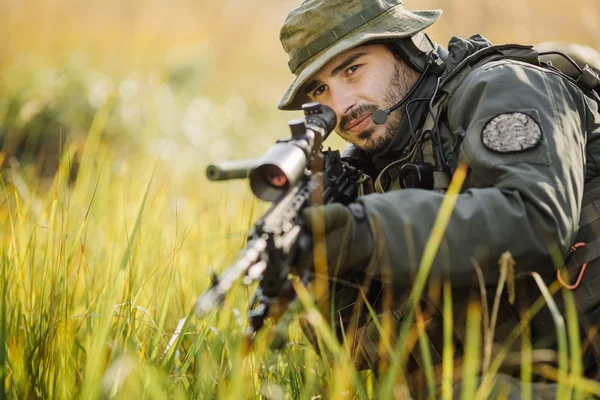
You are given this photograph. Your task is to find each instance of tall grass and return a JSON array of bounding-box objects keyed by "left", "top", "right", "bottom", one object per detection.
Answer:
[
  {"left": 3, "top": 97, "right": 600, "bottom": 398},
  {"left": 2, "top": 0, "right": 600, "bottom": 398}
]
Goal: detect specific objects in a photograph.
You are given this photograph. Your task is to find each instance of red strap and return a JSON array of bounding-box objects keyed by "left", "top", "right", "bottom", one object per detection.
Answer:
[{"left": 557, "top": 242, "right": 589, "bottom": 289}]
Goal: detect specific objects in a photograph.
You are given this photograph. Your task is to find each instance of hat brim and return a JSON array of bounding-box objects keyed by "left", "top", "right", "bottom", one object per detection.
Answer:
[{"left": 277, "top": 7, "right": 442, "bottom": 110}]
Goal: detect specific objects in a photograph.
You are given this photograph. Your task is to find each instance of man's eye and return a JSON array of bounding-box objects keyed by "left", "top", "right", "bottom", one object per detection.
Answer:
[
  {"left": 313, "top": 85, "right": 327, "bottom": 97},
  {"left": 346, "top": 64, "right": 361, "bottom": 74}
]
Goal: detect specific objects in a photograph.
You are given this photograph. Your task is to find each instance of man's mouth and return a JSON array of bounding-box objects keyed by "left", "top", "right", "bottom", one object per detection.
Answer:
[{"left": 345, "top": 113, "right": 372, "bottom": 133}]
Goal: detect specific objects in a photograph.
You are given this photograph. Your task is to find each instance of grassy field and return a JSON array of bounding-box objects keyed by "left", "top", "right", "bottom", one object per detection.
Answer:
[{"left": 1, "top": 1, "right": 600, "bottom": 398}]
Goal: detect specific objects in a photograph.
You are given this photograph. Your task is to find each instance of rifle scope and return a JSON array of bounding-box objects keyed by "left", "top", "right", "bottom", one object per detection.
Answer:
[{"left": 249, "top": 103, "right": 336, "bottom": 202}]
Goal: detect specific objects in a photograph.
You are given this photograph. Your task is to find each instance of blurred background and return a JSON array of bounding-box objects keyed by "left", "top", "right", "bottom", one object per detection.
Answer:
[
  {"left": 1, "top": 0, "right": 599, "bottom": 180},
  {"left": 1, "top": 2, "right": 599, "bottom": 397}
]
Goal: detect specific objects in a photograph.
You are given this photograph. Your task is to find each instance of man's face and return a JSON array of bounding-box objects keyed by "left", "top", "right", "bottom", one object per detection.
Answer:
[{"left": 304, "top": 44, "right": 420, "bottom": 153}]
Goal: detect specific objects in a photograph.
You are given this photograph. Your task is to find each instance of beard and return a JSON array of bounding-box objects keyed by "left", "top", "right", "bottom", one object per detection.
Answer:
[{"left": 338, "top": 62, "right": 419, "bottom": 154}]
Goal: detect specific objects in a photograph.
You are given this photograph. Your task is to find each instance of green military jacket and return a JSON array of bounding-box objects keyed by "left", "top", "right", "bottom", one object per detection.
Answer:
[
  {"left": 347, "top": 35, "right": 600, "bottom": 375},
  {"left": 357, "top": 35, "right": 600, "bottom": 290}
]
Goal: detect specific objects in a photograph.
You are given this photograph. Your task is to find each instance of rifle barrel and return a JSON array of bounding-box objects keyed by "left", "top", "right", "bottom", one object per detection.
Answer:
[{"left": 206, "top": 159, "right": 259, "bottom": 181}]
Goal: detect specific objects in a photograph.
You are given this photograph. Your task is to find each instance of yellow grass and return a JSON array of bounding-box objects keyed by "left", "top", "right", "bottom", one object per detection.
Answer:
[{"left": 1, "top": 1, "right": 600, "bottom": 398}]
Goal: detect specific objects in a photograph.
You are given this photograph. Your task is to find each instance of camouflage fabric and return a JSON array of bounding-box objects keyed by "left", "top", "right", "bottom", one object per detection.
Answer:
[
  {"left": 359, "top": 39, "right": 600, "bottom": 293},
  {"left": 296, "top": 35, "right": 600, "bottom": 388},
  {"left": 353, "top": 36, "right": 600, "bottom": 377},
  {"left": 277, "top": 0, "right": 441, "bottom": 110}
]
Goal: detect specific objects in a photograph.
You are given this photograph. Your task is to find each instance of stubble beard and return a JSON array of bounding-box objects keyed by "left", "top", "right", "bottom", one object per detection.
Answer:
[{"left": 338, "top": 62, "right": 420, "bottom": 154}]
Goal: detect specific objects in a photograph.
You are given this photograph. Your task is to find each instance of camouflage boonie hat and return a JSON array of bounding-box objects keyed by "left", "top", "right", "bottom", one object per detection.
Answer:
[{"left": 277, "top": 0, "right": 442, "bottom": 110}]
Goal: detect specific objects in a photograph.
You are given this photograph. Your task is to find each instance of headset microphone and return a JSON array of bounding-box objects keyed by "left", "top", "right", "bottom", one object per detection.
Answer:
[
  {"left": 371, "top": 101, "right": 406, "bottom": 125},
  {"left": 371, "top": 61, "right": 433, "bottom": 125}
]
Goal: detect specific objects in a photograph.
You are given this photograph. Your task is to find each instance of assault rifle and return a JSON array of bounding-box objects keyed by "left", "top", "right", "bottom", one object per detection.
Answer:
[{"left": 194, "top": 102, "right": 364, "bottom": 346}]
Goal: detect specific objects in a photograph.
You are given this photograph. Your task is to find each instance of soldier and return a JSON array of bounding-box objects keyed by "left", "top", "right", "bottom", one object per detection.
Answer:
[{"left": 277, "top": 0, "right": 600, "bottom": 396}]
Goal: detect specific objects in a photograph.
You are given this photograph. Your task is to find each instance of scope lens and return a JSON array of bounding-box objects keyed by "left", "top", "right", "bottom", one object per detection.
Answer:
[{"left": 261, "top": 165, "right": 288, "bottom": 188}]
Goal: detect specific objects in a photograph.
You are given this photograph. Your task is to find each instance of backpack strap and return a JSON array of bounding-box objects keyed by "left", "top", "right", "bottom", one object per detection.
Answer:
[
  {"left": 554, "top": 174, "right": 600, "bottom": 311},
  {"left": 419, "top": 44, "right": 543, "bottom": 190}
]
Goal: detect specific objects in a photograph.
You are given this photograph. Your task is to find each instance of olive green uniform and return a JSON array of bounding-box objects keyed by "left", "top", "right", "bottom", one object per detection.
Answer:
[
  {"left": 361, "top": 36, "right": 600, "bottom": 288},
  {"left": 323, "top": 36, "right": 600, "bottom": 384}
]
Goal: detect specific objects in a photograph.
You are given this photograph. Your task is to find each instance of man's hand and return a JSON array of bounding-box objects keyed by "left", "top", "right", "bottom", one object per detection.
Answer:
[{"left": 295, "top": 202, "right": 376, "bottom": 277}]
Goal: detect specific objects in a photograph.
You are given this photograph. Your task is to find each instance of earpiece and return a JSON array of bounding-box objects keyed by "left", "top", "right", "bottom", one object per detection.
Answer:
[{"left": 393, "top": 32, "right": 445, "bottom": 74}]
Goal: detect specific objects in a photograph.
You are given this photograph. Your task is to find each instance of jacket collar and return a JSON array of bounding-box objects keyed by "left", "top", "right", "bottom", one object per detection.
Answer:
[{"left": 357, "top": 35, "right": 493, "bottom": 171}]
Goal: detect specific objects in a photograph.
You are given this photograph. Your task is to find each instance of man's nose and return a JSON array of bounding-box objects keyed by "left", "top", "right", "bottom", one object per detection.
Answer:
[{"left": 330, "top": 86, "right": 356, "bottom": 120}]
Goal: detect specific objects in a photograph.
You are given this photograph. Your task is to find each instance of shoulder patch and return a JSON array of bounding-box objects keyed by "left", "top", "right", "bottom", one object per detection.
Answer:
[{"left": 481, "top": 112, "right": 542, "bottom": 153}]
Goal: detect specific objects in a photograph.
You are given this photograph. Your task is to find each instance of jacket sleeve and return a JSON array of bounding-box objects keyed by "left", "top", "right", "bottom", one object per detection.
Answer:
[{"left": 359, "top": 61, "right": 591, "bottom": 288}]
